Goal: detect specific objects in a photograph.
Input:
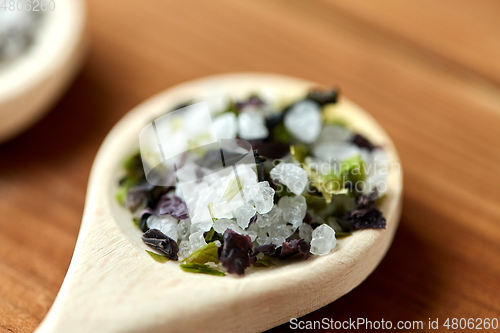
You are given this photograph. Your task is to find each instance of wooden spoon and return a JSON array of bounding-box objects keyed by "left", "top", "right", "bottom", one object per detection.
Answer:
[{"left": 35, "top": 73, "right": 402, "bottom": 333}]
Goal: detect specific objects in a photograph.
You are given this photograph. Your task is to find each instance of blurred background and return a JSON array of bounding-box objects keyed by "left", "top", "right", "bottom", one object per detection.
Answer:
[{"left": 1, "top": 0, "right": 499, "bottom": 332}]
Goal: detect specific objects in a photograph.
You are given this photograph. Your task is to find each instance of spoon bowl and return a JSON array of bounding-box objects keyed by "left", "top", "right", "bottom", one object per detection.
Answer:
[
  {"left": 0, "top": 0, "right": 87, "bottom": 142},
  {"left": 36, "top": 73, "right": 402, "bottom": 333}
]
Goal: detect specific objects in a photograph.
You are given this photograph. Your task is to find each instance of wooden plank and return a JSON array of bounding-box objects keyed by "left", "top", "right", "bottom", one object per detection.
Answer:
[
  {"left": 0, "top": 0, "right": 499, "bottom": 331},
  {"left": 323, "top": 0, "right": 500, "bottom": 86}
]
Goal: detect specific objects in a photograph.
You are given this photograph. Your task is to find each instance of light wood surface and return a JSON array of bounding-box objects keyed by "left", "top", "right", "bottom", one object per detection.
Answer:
[{"left": 0, "top": 0, "right": 499, "bottom": 332}]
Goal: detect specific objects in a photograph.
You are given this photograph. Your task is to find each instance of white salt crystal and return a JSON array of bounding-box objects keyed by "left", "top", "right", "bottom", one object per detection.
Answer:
[
  {"left": 147, "top": 215, "right": 178, "bottom": 241},
  {"left": 268, "top": 224, "right": 295, "bottom": 240},
  {"left": 270, "top": 236, "right": 286, "bottom": 246},
  {"left": 363, "top": 173, "right": 388, "bottom": 196},
  {"left": 189, "top": 230, "right": 207, "bottom": 252},
  {"left": 257, "top": 205, "right": 282, "bottom": 228},
  {"left": 190, "top": 207, "right": 212, "bottom": 226},
  {"left": 310, "top": 224, "right": 337, "bottom": 255},
  {"left": 213, "top": 112, "right": 237, "bottom": 140},
  {"left": 213, "top": 218, "right": 257, "bottom": 240},
  {"left": 269, "top": 163, "right": 308, "bottom": 196},
  {"left": 299, "top": 223, "right": 313, "bottom": 242},
  {"left": 233, "top": 203, "right": 257, "bottom": 230},
  {"left": 372, "top": 148, "right": 389, "bottom": 166},
  {"left": 278, "top": 195, "right": 307, "bottom": 228},
  {"left": 233, "top": 164, "right": 259, "bottom": 186},
  {"left": 179, "top": 240, "right": 191, "bottom": 258},
  {"left": 255, "top": 226, "right": 270, "bottom": 245},
  {"left": 238, "top": 110, "right": 269, "bottom": 140},
  {"left": 315, "top": 125, "right": 353, "bottom": 145},
  {"left": 314, "top": 142, "right": 361, "bottom": 164},
  {"left": 213, "top": 218, "right": 243, "bottom": 234},
  {"left": 177, "top": 219, "right": 191, "bottom": 241},
  {"left": 256, "top": 236, "right": 270, "bottom": 246},
  {"left": 359, "top": 148, "right": 371, "bottom": 168},
  {"left": 363, "top": 148, "right": 390, "bottom": 196},
  {"left": 190, "top": 220, "right": 212, "bottom": 233},
  {"left": 243, "top": 181, "right": 275, "bottom": 214},
  {"left": 245, "top": 230, "right": 258, "bottom": 242},
  {"left": 211, "top": 200, "right": 234, "bottom": 219},
  {"left": 284, "top": 100, "right": 322, "bottom": 144}
]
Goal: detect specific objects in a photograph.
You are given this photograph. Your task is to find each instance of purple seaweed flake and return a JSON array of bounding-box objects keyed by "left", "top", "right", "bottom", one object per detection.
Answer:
[
  {"left": 218, "top": 229, "right": 253, "bottom": 275},
  {"left": 343, "top": 193, "right": 386, "bottom": 230},
  {"left": 156, "top": 195, "right": 189, "bottom": 220}
]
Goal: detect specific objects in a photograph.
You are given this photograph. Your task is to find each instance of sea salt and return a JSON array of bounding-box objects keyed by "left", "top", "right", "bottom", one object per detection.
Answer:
[
  {"left": 255, "top": 227, "right": 270, "bottom": 245},
  {"left": 177, "top": 219, "right": 191, "bottom": 241},
  {"left": 238, "top": 109, "right": 269, "bottom": 140},
  {"left": 268, "top": 224, "right": 295, "bottom": 240},
  {"left": 233, "top": 203, "right": 257, "bottom": 230},
  {"left": 245, "top": 230, "right": 258, "bottom": 242},
  {"left": 257, "top": 205, "right": 283, "bottom": 228},
  {"left": 299, "top": 223, "right": 313, "bottom": 242},
  {"left": 310, "top": 224, "right": 337, "bottom": 255},
  {"left": 189, "top": 230, "right": 207, "bottom": 252},
  {"left": 284, "top": 100, "right": 322, "bottom": 144},
  {"left": 269, "top": 163, "right": 308, "bottom": 196},
  {"left": 213, "top": 112, "right": 237, "bottom": 140},
  {"left": 213, "top": 218, "right": 243, "bottom": 234},
  {"left": 178, "top": 240, "right": 191, "bottom": 258},
  {"left": 278, "top": 195, "right": 307, "bottom": 228},
  {"left": 315, "top": 125, "right": 353, "bottom": 145},
  {"left": 147, "top": 215, "right": 178, "bottom": 241},
  {"left": 314, "top": 141, "right": 361, "bottom": 164},
  {"left": 270, "top": 236, "right": 286, "bottom": 246},
  {"left": 243, "top": 181, "right": 275, "bottom": 214},
  {"left": 363, "top": 148, "right": 390, "bottom": 195}
]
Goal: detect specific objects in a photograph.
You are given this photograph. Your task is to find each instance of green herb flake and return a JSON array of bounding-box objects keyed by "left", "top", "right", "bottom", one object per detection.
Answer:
[
  {"left": 146, "top": 250, "right": 169, "bottom": 263},
  {"left": 207, "top": 202, "right": 215, "bottom": 221},
  {"left": 290, "top": 144, "right": 308, "bottom": 164},
  {"left": 340, "top": 154, "right": 366, "bottom": 183},
  {"left": 187, "top": 132, "right": 213, "bottom": 157},
  {"left": 115, "top": 186, "right": 127, "bottom": 205},
  {"left": 322, "top": 104, "right": 348, "bottom": 127},
  {"left": 122, "top": 151, "right": 141, "bottom": 172},
  {"left": 253, "top": 256, "right": 275, "bottom": 267},
  {"left": 224, "top": 101, "right": 238, "bottom": 115},
  {"left": 180, "top": 263, "right": 225, "bottom": 276},
  {"left": 327, "top": 119, "right": 348, "bottom": 127},
  {"left": 222, "top": 177, "right": 244, "bottom": 202},
  {"left": 183, "top": 242, "right": 219, "bottom": 265},
  {"left": 303, "top": 194, "right": 328, "bottom": 211},
  {"left": 204, "top": 227, "right": 216, "bottom": 242},
  {"left": 276, "top": 183, "right": 295, "bottom": 197},
  {"left": 122, "top": 151, "right": 145, "bottom": 181},
  {"left": 303, "top": 162, "right": 348, "bottom": 203},
  {"left": 335, "top": 231, "right": 353, "bottom": 238},
  {"left": 115, "top": 179, "right": 136, "bottom": 205},
  {"left": 334, "top": 120, "right": 348, "bottom": 127},
  {"left": 272, "top": 123, "right": 291, "bottom": 143}
]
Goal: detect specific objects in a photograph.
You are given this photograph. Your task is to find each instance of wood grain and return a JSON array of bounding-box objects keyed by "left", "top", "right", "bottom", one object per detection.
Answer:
[{"left": 0, "top": 0, "right": 499, "bottom": 332}]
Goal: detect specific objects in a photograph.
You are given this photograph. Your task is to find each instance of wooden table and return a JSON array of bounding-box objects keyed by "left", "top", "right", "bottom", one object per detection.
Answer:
[{"left": 1, "top": 0, "right": 499, "bottom": 332}]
